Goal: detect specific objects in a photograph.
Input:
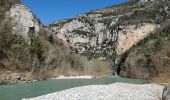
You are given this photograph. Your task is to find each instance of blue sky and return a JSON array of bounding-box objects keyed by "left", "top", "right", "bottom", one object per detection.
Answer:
[{"left": 22, "top": 0, "right": 128, "bottom": 25}]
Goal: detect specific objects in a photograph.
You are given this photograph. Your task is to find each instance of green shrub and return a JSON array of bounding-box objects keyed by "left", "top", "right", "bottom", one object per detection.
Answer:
[
  {"left": 154, "top": 37, "right": 164, "bottom": 52},
  {"left": 0, "top": 50, "right": 6, "bottom": 59},
  {"left": 118, "top": 9, "right": 159, "bottom": 24},
  {"left": 136, "top": 58, "right": 144, "bottom": 67},
  {"left": 0, "top": 63, "right": 5, "bottom": 69},
  {"left": 72, "top": 30, "right": 95, "bottom": 37},
  {"left": 48, "top": 35, "right": 54, "bottom": 43},
  {"left": 29, "top": 34, "right": 43, "bottom": 59}
]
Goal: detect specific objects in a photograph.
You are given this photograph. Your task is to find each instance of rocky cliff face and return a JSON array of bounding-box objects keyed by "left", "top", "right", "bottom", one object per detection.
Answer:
[
  {"left": 1, "top": 0, "right": 170, "bottom": 83},
  {"left": 6, "top": 4, "right": 40, "bottom": 42},
  {"left": 1, "top": 0, "right": 105, "bottom": 84},
  {"left": 48, "top": 0, "right": 170, "bottom": 77},
  {"left": 120, "top": 24, "right": 170, "bottom": 79},
  {"left": 49, "top": 0, "right": 169, "bottom": 59}
]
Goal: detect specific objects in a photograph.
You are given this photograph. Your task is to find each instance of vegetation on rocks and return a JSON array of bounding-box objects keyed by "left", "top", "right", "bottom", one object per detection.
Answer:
[
  {"left": 0, "top": 0, "right": 111, "bottom": 84},
  {"left": 121, "top": 24, "right": 170, "bottom": 82},
  {"left": 72, "top": 29, "right": 95, "bottom": 37},
  {"left": 1, "top": 0, "right": 170, "bottom": 85}
]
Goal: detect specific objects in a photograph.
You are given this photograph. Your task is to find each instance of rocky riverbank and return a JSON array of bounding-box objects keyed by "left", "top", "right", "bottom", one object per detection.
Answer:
[
  {"left": 0, "top": 72, "right": 95, "bottom": 84},
  {"left": 50, "top": 75, "right": 94, "bottom": 79},
  {"left": 23, "top": 82, "right": 164, "bottom": 100},
  {"left": 162, "top": 84, "right": 170, "bottom": 100},
  {"left": 0, "top": 72, "right": 38, "bottom": 84}
]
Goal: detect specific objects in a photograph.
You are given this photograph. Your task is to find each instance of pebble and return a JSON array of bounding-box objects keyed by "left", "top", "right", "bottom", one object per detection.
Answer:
[{"left": 23, "top": 82, "right": 164, "bottom": 100}]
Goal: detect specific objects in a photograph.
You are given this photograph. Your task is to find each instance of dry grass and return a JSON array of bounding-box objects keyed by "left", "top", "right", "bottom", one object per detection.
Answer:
[
  {"left": 44, "top": 69, "right": 112, "bottom": 78},
  {"left": 91, "top": 70, "right": 112, "bottom": 77},
  {"left": 23, "top": 72, "right": 35, "bottom": 81},
  {"left": 151, "top": 73, "right": 170, "bottom": 83}
]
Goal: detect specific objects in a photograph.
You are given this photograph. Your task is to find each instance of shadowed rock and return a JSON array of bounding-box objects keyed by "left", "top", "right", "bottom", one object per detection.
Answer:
[{"left": 163, "top": 84, "right": 170, "bottom": 100}]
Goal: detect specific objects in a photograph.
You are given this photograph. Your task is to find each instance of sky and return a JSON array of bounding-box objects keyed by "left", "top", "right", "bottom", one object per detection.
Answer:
[{"left": 22, "top": 0, "right": 128, "bottom": 25}]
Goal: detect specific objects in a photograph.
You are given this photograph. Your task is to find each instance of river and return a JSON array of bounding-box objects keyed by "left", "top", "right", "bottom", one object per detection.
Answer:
[{"left": 0, "top": 76, "right": 146, "bottom": 100}]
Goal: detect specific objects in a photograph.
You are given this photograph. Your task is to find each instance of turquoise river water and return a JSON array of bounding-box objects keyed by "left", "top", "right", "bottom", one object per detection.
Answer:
[{"left": 0, "top": 76, "right": 146, "bottom": 100}]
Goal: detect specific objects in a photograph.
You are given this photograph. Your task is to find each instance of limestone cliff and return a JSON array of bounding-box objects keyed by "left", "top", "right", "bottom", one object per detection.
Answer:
[
  {"left": 49, "top": 0, "right": 169, "bottom": 59},
  {"left": 0, "top": 0, "right": 94, "bottom": 84},
  {"left": 48, "top": 0, "right": 170, "bottom": 77},
  {"left": 1, "top": 0, "right": 170, "bottom": 84},
  {"left": 6, "top": 4, "right": 40, "bottom": 42}
]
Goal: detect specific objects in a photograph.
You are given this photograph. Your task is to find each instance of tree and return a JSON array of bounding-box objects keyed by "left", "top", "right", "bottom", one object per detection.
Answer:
[{"left": 29, "top": 33, "right": 44, "bottom": 72}]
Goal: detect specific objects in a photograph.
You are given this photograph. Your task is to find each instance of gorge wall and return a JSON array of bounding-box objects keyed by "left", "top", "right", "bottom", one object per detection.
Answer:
[
  {"left": 49, "top": 0, "right": 170, "bottom": 78},
  {"left": 49, "top": 0, "right": 168, "bottom": 58}
]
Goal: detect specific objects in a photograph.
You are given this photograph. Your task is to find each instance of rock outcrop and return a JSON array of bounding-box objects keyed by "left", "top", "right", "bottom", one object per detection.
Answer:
[
  {"left": 116, "top": 23, "right": 159, "bottom": 55},
  {"left": 48, "top": 0, "right": 170, "bottom": 77},
  {"left": 1, "top": 0, "right": 170, "bottom": 83},
  {"left": 0, "top": 0, "right": 96, "bottom": 84},
  {"left": 0, "top": 72, "right": 27, "bottom": 84},
  {"left": 49, "top": 0, "right": 169, "bottom": 59},
  {"left": 163, "top": 84, "right": 170, "bottom": 100},
  {"left": 6, "top": 4, "right": 40, "bottom": 42}
]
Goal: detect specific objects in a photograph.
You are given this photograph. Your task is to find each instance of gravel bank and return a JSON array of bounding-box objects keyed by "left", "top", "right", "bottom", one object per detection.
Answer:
[
  {"left": 50, "top": 75, "right": 94, "bottom": 79},
  {"left": 23, "top": 82, "right": 164, "bottom": 100}
]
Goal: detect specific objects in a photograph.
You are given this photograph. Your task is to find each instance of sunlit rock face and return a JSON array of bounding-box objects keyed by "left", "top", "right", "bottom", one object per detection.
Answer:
[
  {"left": 6, "top": 4, "right": 40, "bottom": 42},
  {"left": 116, "top": 23, "right": 159, "bottom": 55},
  {"left": 49, "top": 16, "right": 159, "bottom": 57},
  {"left": 49, "top": 0, "right": 169, "bottom": 58}
]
